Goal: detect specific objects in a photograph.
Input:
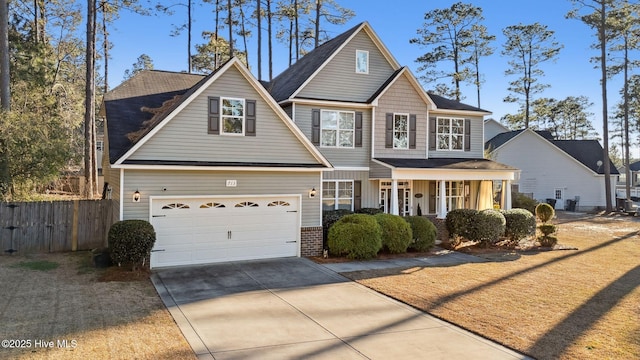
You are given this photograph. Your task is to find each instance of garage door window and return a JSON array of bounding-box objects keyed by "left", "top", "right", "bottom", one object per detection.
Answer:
[
  {"left": 322, "top": 180, "right": 353, "bottom": 211},
  {"left": 235, "top": 201, "right": 259, "bottom": 207},
  {"left": 162, "top": 203, "right": 190, "bottom": 209},
  {"left": 268, "top": 201, "right": 290, "bottom": 207},
  {"left": 200, "top": 202, "right": 226, "bottom": 208}
]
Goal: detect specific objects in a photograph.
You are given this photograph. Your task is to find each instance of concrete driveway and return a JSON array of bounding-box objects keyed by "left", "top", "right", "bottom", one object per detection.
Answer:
[{"left": 152, "top": 258, "right": 529, "bottom": 360}]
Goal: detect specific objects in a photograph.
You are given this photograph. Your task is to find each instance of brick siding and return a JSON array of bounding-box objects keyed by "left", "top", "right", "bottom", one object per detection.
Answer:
[{"left": 300, "top": 226, "right": 323, "bottom": 257}]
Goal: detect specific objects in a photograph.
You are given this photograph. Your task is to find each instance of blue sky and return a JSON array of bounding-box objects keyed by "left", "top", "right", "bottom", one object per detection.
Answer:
[{"left": 109, "top": 0, "right": 629, "bottom": 151}]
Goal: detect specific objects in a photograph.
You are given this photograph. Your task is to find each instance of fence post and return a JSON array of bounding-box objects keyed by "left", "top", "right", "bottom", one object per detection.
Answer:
[{"left": 71, "top": 200, "right": 79, "bottom": 251}]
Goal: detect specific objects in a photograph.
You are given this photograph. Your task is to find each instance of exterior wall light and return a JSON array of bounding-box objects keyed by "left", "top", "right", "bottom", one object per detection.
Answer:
[
  {"left": 133, "top": 190, "right": 141, "bottom": 203},
  {"left": 309, "top": 187, "right": 317, "bottom": 198}
]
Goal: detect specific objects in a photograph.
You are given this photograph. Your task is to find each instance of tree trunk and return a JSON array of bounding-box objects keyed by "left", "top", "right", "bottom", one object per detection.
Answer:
[
  {"left": 215, "top": 0, "right": 220, "bottom": 69},
  {"left": 84, "top": 0, "right": 97, "bottom": 199},
  {"left": 257, "top": 0, "right": 261, "bottom": 80},
  {"left": 228, "top": 0, "right": 233, "bottom": 58},
  {"left": 314, "top": 0, "right": 320, "bottom": 48},
  {"left": 624, "top": 29, "right": 630, "bottom": 202},
  {"left": 294, "top": 0, "right": 299, "bottom": 61},
  {"left": 188, "top": 0, "right": 192, "bottom": 73},
  {"left": 600, "top": 0, "right": 612, "bottom": 212},
  {"left": 102, "top": 2, "right": 108, "bottom": 93},
  {"left": 0, "top": 0, "right": 10, "bottom": 111},
  {"left": 267, "top": 0, "right": 272, "bottom": 80}
]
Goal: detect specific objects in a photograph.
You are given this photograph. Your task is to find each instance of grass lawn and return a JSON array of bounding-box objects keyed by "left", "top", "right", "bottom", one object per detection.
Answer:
[
  {"left": 343, "top": 213, "right": 640, "bottom": 360},
  {"left": 0, "top": 252, "right": 195, "bottom": 360}
]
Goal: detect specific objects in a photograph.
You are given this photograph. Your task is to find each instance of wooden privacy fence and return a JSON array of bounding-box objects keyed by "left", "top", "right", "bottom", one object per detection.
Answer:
[{"left": 0, "top": 200, "right": 115, "bottom": 254}]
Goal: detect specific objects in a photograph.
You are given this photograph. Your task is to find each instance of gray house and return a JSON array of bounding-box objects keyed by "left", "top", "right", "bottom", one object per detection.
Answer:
[{"left": 102, "top": 22, "right": 518, "bottom": 268}]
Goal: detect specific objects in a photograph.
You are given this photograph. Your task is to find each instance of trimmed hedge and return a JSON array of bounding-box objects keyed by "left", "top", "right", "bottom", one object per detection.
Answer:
[
  {"left": 322, "top": 209, "right": 353, "bottom": 246},
  {"left": 512, "top": 192, "right": 538, "bottom": 213},
  {"left": 108, "top": 220, "right": 156, "bottom": 269},
  {"left": 535, "top": 203, "right": 555, "bottom": 223},
  {"left": 502, "top": 208, "right": 536, "bottom": 242},
  {"left": 405, "top": 216, "right": 437, "bottom": 251},
  {"left": 356, "top": 207, "right": 384, "bottom": 215},
  {"left": 328, "top": 214, "right": 382, "bottom": 259},
  {"left": 374, "top": 213, "right": 412, "bottom": 253},
  {"left": 468, "top": 209, "right": 506, "bottom": 245},
  {"left": 445, "top": 209, "right": 477, "bottom": 239}
]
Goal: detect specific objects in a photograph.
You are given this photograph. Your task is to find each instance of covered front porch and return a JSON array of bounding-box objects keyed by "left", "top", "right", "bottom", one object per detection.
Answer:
[{"left": 371, "top": 158, "right": 519, "bottom": 218}]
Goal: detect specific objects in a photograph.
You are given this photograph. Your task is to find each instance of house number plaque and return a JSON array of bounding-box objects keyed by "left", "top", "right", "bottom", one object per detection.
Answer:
[{"left": 226, "top": 180, "right": 237, "bottom": 187}]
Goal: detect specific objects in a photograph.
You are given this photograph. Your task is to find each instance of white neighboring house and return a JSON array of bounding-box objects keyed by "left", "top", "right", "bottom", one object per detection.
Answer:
[
  {"left": 484, "top": 118, "right": 509, "bottom": 143},
  {"left": 486, "top": 128, "right": 618, "bottom": 211}
]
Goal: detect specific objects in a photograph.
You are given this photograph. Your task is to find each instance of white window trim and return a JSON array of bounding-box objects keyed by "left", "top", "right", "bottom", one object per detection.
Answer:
[
  {"left": 393, "top": 113, "right": 409, "bottom": 150},
  {"left": 322, "top": 180, "right": 354, "bottom": 211},
  {"left": 436, "top": 181, "right": 465, "bottom": 212},
  {"left": 436, "top": 117, "right": 465, "bottom": 151},
  {"left": 221, "top": 97, "right": 246, "bottom": 136},
  {"left": 320, "top": 110, "right": 355, "bottom": 148},
  {"left": 356, "top": 50, "right": 369, "bottom": 74}
]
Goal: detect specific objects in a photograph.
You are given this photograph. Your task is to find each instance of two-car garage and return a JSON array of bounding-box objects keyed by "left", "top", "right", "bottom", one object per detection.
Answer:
[{"left": 149, "top": 195, "right": 301, "bottom": 268}]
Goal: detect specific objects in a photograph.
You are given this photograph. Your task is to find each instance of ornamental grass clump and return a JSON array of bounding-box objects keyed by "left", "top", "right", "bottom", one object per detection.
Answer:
[
  {"left": 328, "top": 214, "right": 382, "bottom": 259},
  {"left": 535, "top": 203, "right": 558, "bottom": 247},
  {"left": 374, "top": 213, "right": 412, "bottom": 254}
]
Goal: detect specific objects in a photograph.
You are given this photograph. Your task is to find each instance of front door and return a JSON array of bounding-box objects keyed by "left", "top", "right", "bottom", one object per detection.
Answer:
[
  {"left": 554, "top": 188, "right": 564, "bottom": 210},
  {"left": 380, "top": 181, "right": 411, "bottom": 216}
]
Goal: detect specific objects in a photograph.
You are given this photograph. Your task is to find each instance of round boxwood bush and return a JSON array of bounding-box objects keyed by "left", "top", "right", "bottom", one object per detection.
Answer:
[
  {"left": 328, "top": 214, "right": 382, "bottom": 259},
  {"left": 405, "top": 216, "right": 437, "bottom": 251},
  {"left": 322, "top": 209, "right": 354, "bottom": 245},
  {"left": 535, "top": 203, "right": 555, "bottom": 223},
  {"left": 355, "top": 207, "right": 384, "bottom": 215},
  {"left": 502, "top": 208, "right": 536, "bottom": 242},
  {"left": 374, "top": 213, "right": 412, "bottom": 253},
  {"left": 108, "top": 220, "right": 156, "bottom": 269},
  {"left": 468, "top": 209, "right": 506, "bottom": 245},
  {"left": 445, "top": 209, "right": 478, "bottom": 239}
]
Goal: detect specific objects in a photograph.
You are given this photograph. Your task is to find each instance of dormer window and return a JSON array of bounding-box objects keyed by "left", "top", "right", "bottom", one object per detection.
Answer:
[{"left": 356, "top": 50, "right": 369, "bottom": 74}]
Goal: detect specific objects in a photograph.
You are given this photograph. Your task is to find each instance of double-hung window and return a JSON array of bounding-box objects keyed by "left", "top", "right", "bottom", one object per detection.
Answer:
[
  {"left": 393, "top": 114, "right": 409, "bottom": 149},
  {"left": 437, "top": 117, "right": 464, "bottom": 150},
  {"left": 321, "top": 110, "right": 354, "bottom": 148},
  {"left": 221, "top": 97, "right": 245, "bottom": 135},
  {"left": 322, "top": 180, "right": 353, "bottom": 211},
  {"left": 436, "top": 181, "right": 465, "bottom": 212},
  {"left": 356, "top": 50, "right": 369, "bottom": 74}
]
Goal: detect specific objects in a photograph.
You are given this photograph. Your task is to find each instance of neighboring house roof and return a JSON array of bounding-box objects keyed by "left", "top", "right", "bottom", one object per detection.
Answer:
[
  {"left": 374, "top": 158, "right": 518, "bottom": 171},
  {"left": 103, "top": 70, "right": 205, "bottom": 162},
  {"left": 485, "top": 129, "right": 553, "bottom": 151},
  {"left": 266, "top": 22, "right": 365, "bottom": 102},
  {"left": 552, "top": 140, "right": 619, "bottom": 175},
  {"left": 629, "top": 160, "right": 640, "bottom": 172},
  {"left": 486, "top": 129, "right": 618, "bottom": 175},
  {"left": 104, "top": 58, "right": 331, "bottom": 168}
]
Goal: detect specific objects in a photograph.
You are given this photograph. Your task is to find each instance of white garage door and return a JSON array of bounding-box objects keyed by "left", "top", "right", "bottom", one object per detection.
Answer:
[{"left": 149, "top": 195, "right": 300, "bottom": 268}]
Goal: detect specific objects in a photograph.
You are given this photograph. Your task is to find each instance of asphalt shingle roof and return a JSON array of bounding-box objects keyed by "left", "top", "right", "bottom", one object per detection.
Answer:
[
  {"left": 375, "top": 158, "right": 518, "bottom": 171},
  {"left": 427, "top": 92, "right": 489, "bottom": 112}
]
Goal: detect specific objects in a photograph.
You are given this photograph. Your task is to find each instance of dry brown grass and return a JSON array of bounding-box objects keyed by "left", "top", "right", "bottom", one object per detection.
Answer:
[
  {"left": 0, "top": 252, "right": 195, "bottom": 360},
  {"left": 344, "top": 213, "right": 640, "bottom": 360}
]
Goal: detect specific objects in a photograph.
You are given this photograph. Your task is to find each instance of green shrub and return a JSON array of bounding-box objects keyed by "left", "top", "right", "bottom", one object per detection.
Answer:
[
  {"left": 405, "top": 216, "right": 437, "bottom": 251},
  {"left": 445, "top": 209, "right": 478, "bottom": 239},
  {"left": 502, "top": 208, "right": 536, "bottom": 242},
  {"left": 374, "top": 213, "right": 412, "bottom": 253},
  {"left": 539, "top": 224, "right": 557, "bottom": 236},
  {"left": 535, "top": 203, "right": 555, "bottom": 223},
  {"left": 328, "top": 214, "right": 382, "bottom": 259},
  {"left": 512, "top": 192, "right": 538, "bottom": 213},
  {"left": 356, "top": 207, "right": 383, "bottom": 215},
  {"left": 539, "top": 235, "right": 558, "bottom": 247},
  {"left": 322, "top": 209, "right": 354, "bottom": 246},
  {"left": 108, "top": 220, "right": 156, "bottom": 269},
  {"left": 468, "top": 209, "right": 506, "bottom": 245}
]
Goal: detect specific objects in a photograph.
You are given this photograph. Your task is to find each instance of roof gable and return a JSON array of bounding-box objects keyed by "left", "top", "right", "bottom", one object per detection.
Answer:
[
  {"left": 368, "top": 67, "right": 436, "bottom": 108},
  {"left": 106, "top": 58, "right": 331, "bottom": 168},
  {"left": 266, "top": 22, "right": 400, "bottom": 103}
]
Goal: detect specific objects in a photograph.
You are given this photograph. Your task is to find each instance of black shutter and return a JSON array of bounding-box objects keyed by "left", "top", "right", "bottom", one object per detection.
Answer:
[
  {"left": 353, "top": 180, "right": 362, "bottom": 211},
  {"left": 208, "top": 96, "right": 220, "bottom": 134},
  {"left": 312, "top": 109, "right": 320, "bottom": 145},
  {"left": 409, "top": 114, "right": 417, "bottom": 149},
  {"left": 464, "top": 118, "right": 471, "bottom": 151},
  {"left": 355, "top": 112, "right": 363, "bottom": 147},
  {"left": 428, "top": 116, "right": 436, "bottom": 150},
  {"left": 245, "top": 100, "right": 256, "bottom": 136},
  {"left": 385, "top": 113, "right": 393, "bottom": 148}
]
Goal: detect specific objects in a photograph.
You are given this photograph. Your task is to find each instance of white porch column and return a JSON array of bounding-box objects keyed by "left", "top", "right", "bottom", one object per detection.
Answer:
[
  {"left": 390, "top": 179, "right": 399, "bottom": 215},
  {"left": 438, "top": 180, "right": 447, "bottom": 219},
  {"left": 501, "top": 180, "right": 507, "bottom": 209},
  {"left": 505, "top": 180, "right": 512, "bottom": 210}
]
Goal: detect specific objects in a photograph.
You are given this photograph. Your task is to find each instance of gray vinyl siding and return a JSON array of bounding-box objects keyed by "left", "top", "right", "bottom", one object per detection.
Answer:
[
  {"left": 375, "top": 74, "right": 429, "bottom": 158},
  {"left": 129, "top": 67, "right": 319, "bottom": 165},
  {"left": 369, "top": 160, "right": 392, "bottom": 179},
  {"left": 323, "top": 170, "right": 379, "bottom": 209},
  {"left": 121, "top": 169, "right": 321, "bottom": 227},
  {"left": 295, "top": 103, "right": 371, "bottom": 167},
  {"left": 105, "top": 165, "right": 121, "bottom": 220},
  {"left": 297, "top": 31, "right": 397, "bottom": 102},
  {"left": 428, "top": 115, "right": 485, "bottom": 159}
]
